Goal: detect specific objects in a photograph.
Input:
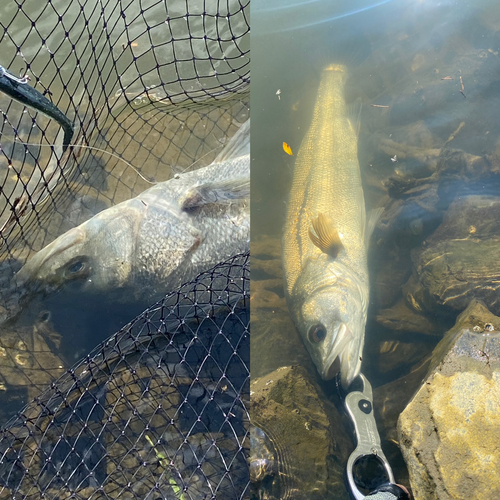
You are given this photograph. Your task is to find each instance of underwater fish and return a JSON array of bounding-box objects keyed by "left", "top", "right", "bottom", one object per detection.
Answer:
[
  {"left": 282, "top": 65, "right": 380, "bottom": 388},
  {"left": 15, "top": 119, "right": 250, "bottom": 304}
]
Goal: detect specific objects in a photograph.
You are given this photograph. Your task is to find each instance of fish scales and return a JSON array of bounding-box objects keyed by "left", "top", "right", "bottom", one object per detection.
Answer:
[
  {"left": 137, "top": 155, "right": 249, "bottom": 283},
  {"left": 282, "top": 65, "right": 369, "bottom": 387},
  {"left": 284, "top": 66, "right": 365, "bottom": 292},
  {"left": 147, "top": 155, "right": 250, "bottom": 287}
]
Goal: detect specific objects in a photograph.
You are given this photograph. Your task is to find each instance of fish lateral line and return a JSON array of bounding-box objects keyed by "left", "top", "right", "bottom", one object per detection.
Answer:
[{"left": 308, "top": 212, "right": 343, "bottom": 258}]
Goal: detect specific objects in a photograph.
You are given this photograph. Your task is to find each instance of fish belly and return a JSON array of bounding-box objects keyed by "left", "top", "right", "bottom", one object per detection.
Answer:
[{"left": 283, "top": 64, "right": 368, "bottom": 303}]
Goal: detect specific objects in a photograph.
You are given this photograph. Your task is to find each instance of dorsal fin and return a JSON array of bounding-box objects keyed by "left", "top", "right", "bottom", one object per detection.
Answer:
[{"left": 180, "top": 177, "right": 250, "bottom": 210}]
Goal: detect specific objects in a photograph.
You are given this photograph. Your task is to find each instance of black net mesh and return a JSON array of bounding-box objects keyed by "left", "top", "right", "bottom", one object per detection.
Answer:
[{"left": 0, "top": 252, "right": 250, "bottom": 499}]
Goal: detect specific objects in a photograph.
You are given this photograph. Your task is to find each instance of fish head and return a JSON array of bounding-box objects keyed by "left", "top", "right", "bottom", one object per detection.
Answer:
[
  {"left": 15, "top": 210, "right": 135, "bottom": 297},
  {"left": 297, "top": 275, "right": 367, "bottom": 388}
]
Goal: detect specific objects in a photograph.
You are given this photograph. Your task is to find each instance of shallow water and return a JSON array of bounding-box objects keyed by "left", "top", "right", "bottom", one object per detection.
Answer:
[
  {"left": 251, "top": 0, "right": 500, "bottom": 497},
  {"left": 0, "top": 0, "right": 249, "bottom": 425},
  {"left": 0, "top": 98, "right": 248, "bottom": 423}
]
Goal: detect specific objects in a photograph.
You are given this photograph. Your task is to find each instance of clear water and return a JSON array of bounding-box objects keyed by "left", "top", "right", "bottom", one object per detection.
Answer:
[
  {"left": 0, "top": 0, "right": 249, "bottom": 424},
  {"left": 251, "top": 0, "right": 500, "bottom": 496}
]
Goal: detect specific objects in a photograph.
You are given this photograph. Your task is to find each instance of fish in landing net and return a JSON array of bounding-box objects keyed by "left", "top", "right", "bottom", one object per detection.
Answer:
[
  {"left": 15, "top": 119, "right": 249, "bottom": 304},
  {"left": 282, "top": 65, "right": 380, "bottom": 388}
]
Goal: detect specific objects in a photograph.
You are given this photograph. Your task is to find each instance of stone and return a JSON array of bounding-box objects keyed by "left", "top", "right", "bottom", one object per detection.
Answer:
[
  {"left": 377, "top": 338, "right": 433, "bottom": 375},
  {"left": 397, "top": 300, "right": 500, "bottom": 500},
  {"left": 250, "top": 365, "right": 352, "bottom": 500},
  {"left": 376, "top": 298, "right": 441, "bottom": 335},
  {"left": 373, "top": 355, "right": 432, "bottom": 496},
  {"left": 372, "top": 243, "right": 413, "bottom": 309},
  {"left": 403, "top": 196, "right": 500, "bottom": 316}
]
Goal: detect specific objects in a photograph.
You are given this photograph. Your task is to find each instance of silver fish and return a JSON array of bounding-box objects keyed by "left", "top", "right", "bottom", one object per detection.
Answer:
[
  {"left": 15, "top": 119, "right": 250, "bottom": 303},
  {"left": 282, "top": 65, "right": 379, "bottom": 388}
]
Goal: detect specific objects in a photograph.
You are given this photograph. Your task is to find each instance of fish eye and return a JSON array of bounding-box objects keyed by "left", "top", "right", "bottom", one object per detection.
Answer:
[
  {"left": 63, "top": 258, "right": 89, "bottom": 279},
  {"left": 308, "top": 324, "right": 326, "bottom": 343},
  {"left": 68, "top": 261, "right": 85, "bottom": 274}
]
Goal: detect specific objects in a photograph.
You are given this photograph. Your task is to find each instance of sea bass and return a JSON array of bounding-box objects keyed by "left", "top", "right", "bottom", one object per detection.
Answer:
[
  {"left": 282, "top": 65, "right": 378, "bottom": 388},
  {"left": 15, "top": 119, "right": 250, "bottom": 304}
]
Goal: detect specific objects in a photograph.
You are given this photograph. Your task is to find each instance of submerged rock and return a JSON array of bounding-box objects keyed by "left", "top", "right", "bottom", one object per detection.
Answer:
[
  {"left": 376, "top": 298, "right": 441, "bottom": 335},
  {"left": 397, "top": 300, "right": 500, "bottom": 500},
  {"left": 403, "top": 195, "right": 500, "bottom": 316},
  {"left": 371, "top": 241, "right": 413, "bottom": 310},
  {"left": 377, "top": 338, "right": 433, "bottom": 376},
  {"left": 0, "top": 310, "right": 64, "bottom": 425},
  {"left": 250, "top": 365, "right": 351, "bottom": 500}
]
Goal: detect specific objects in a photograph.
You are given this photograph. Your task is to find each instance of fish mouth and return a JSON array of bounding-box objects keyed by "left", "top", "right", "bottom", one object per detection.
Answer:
[{"left": 320, "top": 323, "right": 351, "bottom": 380}]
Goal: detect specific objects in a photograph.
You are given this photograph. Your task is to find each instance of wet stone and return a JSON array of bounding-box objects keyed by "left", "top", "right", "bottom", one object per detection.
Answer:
[
  {"left": 250, "top": 365, "right": 351, "bottom": 500},
  {"left": 378, "top": 185, "right": 442, "bottom": 246},
  {"left": 251, "top": 309, "right": 314, "bottom": 379},
  {"left": 373, "top": 356, "right": 432, "bottom": 496},
  {"left": 397, "top": 300, "right": 500, "bottom": 500},
  {"left": 371, "top": 244, "right": 413, "bottom": 310},
  {"left": 376, "top": 298, "right": 441, "bottom": 336},
  {"left": 377, "top": 338, "right": 433, "bottom": 374},
  {"left": 403, "top": 195, "right": 500, "bottom": 316},
  {"left": 251, "top": 235, "right": 287, "bottom": 311}
]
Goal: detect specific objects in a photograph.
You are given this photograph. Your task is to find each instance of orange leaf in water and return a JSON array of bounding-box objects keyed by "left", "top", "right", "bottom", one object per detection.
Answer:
[{"left": 283, "top": 142, "right": 293, "bottom": 155}]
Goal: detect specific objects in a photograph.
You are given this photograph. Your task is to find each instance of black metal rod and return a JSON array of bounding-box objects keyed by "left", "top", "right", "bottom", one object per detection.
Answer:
[{"left": 0, "top": 65, "right": 74, "bottom": 152}]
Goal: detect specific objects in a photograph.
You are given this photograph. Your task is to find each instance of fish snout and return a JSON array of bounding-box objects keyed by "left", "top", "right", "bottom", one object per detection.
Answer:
[{"left": 319, "top": 322, "right": 352, "bottom": 381}]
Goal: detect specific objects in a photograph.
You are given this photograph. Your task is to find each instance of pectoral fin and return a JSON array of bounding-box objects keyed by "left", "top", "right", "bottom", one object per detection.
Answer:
[
  {"left": 180, "top": 176, "right": 250, "bottom": 210},
  {"left": 365, "top": 207, "right": 384, "bottom": 248},
  {"left": 308, "top": 213, "right": 343, "bottom": 257}
]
